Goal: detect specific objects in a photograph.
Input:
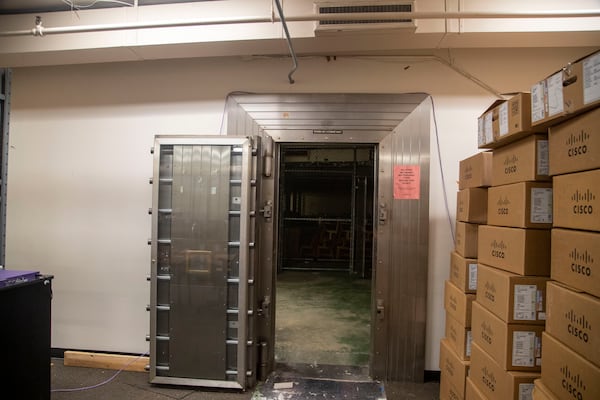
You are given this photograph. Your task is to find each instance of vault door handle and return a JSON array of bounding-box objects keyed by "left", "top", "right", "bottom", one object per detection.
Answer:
[
  {"left": 378, "top": 203, "right": 388, "bottom": 224},
  {"left": 376, "top": 299, "right": 385, "bottom": 320}
]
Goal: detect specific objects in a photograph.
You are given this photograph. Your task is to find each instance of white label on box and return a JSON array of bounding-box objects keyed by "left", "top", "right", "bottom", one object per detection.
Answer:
[
  {"left": 477, "top": 117, "right": 485, "bottom": 146},
  {"left": 466, "top": 330, "right": 472, "bottom": 357},
  {"left": 583, "top": 52, "right": 600, "bottom": 105},
  {"left": 512, "top": 331, "right": 536, "bottom": 367},
  {"left": 484, "top": 112, "right": 493, "bottom": 144},
  {"left": 536, "top": 140, "right": 549, "bottom": 176},
  {"left": 547, "top": 72, "right": 564, "bottom": 117},
  {"left": 518, "top": 383, "right": 534, "bottom": 400},
  {"left": 468, "top": 263, "right": 478, "bottom": 291},
  {"left": 530, "top": 188, "right": 553, "bottom": 223},
  {"left": 514, "top": 284, "right": 537, "bottom": 320},
  {"left": 499, "top": 102, "right": 509, "bottom": 136},
  {"left": 531, "top": 81, "right": 545, "bottom": 122}
]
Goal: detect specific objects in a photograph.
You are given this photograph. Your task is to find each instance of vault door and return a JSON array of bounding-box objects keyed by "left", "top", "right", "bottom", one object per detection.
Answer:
[{"left": 149, "top": 136, "right": 257, "bottom": 389}]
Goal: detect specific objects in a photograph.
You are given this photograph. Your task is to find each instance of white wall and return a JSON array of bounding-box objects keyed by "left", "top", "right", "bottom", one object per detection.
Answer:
[{"left": 7, "top": 47, "right": 594, "bottom": 370}]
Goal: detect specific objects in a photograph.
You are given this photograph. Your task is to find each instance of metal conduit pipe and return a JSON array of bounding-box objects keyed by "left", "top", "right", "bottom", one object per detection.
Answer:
[
  {"left": 273, "top": 0, "right": 298, "bottom": 84},
  {"left": 0, "top": 10, "right": 599, "bottom": 37}
]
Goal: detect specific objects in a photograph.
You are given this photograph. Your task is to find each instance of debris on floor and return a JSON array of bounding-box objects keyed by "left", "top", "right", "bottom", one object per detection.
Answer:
[{"left": 253, "top": 368, "right": 386, "bottom": 400}]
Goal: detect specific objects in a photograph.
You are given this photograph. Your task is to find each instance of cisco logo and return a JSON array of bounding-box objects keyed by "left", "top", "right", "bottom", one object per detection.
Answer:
[
  {"left": 561, "top": 365, "right": 587, "bottom": 400},
  {"left": 497, "top": 196, "right": 510, "bottom": 215},
  {"left": 481, "top": 321, "right": 493, "bottom": 344},
  {"left": 484, "top": 281, "right": 496, "bottom": 302},
  {"left": 566, "top": 130, "right": 590, "bottom": 158},
  {"left": 464, "top": 165, "right": 473, "bottom": 180},
  {"left": 482, "top": 367, "right": 496, "bottom": 392},
  {"left": 503, "top": 155, "right": 518, "bottom": 174},
  {"left": 491, "top": 240, "right": 507, "bottom": 259},
  {"left": 565, "top": 309, "right": 592, "bottom": 344},
  {"left": 571, "top": 189, "right": 596, "bottom": 215},
  {"left": 569, "top": 248, "right": 594, "bottom": 277}
]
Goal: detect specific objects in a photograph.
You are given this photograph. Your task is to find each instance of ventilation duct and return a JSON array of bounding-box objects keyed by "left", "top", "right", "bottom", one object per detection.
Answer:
[{"left": 314, "top": 1, "right": 416, "bottom": 35}]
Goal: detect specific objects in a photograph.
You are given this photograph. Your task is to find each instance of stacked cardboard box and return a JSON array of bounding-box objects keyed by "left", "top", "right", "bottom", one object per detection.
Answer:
[
  {"left": 534, "top": 63, "right": 600, "bottom": 400},
  {"left": 440, "top": 152, "right": 491, "bottom": 400},
  {"left": 468, "top": 91, "right": 556, "bottom": 400}
]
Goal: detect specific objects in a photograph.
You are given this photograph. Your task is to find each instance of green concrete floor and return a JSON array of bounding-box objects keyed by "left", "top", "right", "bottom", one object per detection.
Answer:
[{"left": 275, "top": 270, "right": 371, "bottom": 367}]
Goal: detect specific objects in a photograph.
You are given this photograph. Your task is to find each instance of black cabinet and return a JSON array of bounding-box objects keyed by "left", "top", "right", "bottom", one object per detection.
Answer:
[{"left": 0, "top": 274, "right": 53, "bottom": 400}]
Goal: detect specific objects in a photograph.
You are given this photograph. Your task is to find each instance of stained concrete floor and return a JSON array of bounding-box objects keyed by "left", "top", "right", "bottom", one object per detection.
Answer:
[{"left": 275, "top": 270, "right": 371, "bottom": 367}]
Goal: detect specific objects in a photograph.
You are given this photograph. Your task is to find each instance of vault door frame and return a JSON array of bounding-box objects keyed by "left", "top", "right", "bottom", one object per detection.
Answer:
[{"left": 225, "top": 93, "right": 430, "bottom": 382}]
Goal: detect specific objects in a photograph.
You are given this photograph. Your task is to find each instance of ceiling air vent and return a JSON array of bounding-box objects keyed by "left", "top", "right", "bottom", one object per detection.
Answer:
[{"left": 314, "top": 1, "right": 415, "bottom": 34}]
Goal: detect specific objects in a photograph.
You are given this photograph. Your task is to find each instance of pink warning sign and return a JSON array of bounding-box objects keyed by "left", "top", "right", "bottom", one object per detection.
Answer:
[{"left": 393, "top": 165, "right": 420, "bottom": 200}]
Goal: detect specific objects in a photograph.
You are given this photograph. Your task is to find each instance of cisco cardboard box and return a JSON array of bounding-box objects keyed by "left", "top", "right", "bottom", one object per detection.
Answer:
[
  {"left": 541, "top": 332, "right": 600, "bottom": 400},
  {"left": 465, "top": 377, "right": 487, "bottom": 400},
  {"left": 470, "top": 342, "right": 538, "bottom": 400},
  {"left": 456, "top": 221, "right": 479, "bottom": 259},
  {"left": 450, "top": 251, "right": 478, "bottom": 294},
  {"left": 477, "top": 225, "right": 551, "bottom": 276},
  {"left": 546, "top": 281, "right": 600, "bottom": 368},
  {"left": 553, "top": 169, "right": 600, "bottom": 232},
  {"left": 439, "top": 338, "right": 470, "bottom": 400},
  {"left": 446, "top": 312, "right": 473, "bottom": 361},
  {"left": 551, "top": 228, "right": 600, "bottom": 298},
  {"left": 445, "top": 280, "right": 476, "bottom": 327},
  {"left": 492, "top": 134, "right": 550, "bottom": 186},
  {"left": 493, "top": 92, "right": 539, "bottom": 147},
  {"left": 472, "top": 301, "right": 543, "bottom": 372},
  {"left": 487, "top": 182, "right": 553, "bottom": 229},
  {"left": 532, "top": 379, "right": 559, "bottom": 400},
  {"left": 531, "top": 50, "right": 600, "bottom": 129},
  {"left": 457, "top": 188, "right": 488, "bottom": 224},
  {"left": 459, "top": 152, "right": 493, "bottom": 190},
  {"left": 478, "top": 101, "right": 502, "bottom": 149},
  {"left": 549, "top": 107, "right": 600, "bottom": 176},
  {"left": 476, "top": 264, "right": 549, "bottom": 325}
]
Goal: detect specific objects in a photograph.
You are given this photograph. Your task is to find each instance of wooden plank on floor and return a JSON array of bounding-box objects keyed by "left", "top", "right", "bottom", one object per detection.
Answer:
[{"left": 64, "top": 351, "right": 148, "bottom": 372}]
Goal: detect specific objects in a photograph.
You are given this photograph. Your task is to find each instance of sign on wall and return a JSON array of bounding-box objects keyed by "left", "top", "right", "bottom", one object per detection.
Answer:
[{"left": 393, "top": 165, "right": 420, "bottom": 200}]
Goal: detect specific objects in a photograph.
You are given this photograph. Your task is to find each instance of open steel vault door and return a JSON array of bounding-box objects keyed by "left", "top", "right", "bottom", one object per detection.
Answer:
[{"left": 148, "top": 93, "right": 431, "bottom": 388}]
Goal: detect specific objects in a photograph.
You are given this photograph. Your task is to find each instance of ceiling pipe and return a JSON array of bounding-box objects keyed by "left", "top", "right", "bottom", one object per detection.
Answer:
[
  {"left": 0, "top": 10, "right": 599, "bottom": 37},
  {"left": 273, "top": 0, "right": 298, "bottom": 84}
]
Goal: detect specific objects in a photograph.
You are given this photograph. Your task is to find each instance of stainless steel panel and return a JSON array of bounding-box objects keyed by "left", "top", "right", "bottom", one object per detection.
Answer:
[
  {"left": 378, "top": 99, "right": 431, "bottom": 382},
  {"left": 150, "top": 136, "right": 255, "bottom": 387}
]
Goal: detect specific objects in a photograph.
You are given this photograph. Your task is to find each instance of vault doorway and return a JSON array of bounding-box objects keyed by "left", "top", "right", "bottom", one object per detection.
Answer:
[{"left": 274, "top": 144, "right": 375, "bottom": 372}]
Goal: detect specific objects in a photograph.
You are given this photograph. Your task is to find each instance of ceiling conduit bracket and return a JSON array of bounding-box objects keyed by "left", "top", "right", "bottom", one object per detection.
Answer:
[{"left": 273, "top": 0, "right": 298, "bottom": 84}]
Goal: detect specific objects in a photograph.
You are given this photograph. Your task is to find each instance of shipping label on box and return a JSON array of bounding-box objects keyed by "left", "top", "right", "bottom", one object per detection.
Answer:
[
  {"left": 472, "top": 301, "right": 543, "bottom": 372},
  {"left": 439, "top": 339, "right": 470, "bottom": 400},
  {"left": 553, "top": 169, "right": 600, "bottom": 232},
  {"left": 470, "top": 342, "right": 539, "bottom": 400},
  {"left": 583, "top": 52, "right": 600, "bottom": 106},
  {"left": 478, "top": 101, "right": 503, "bottom": 149},
  {"left": 459, "top": 152, "right": 493, "bottom": 189},
  {"left": 549, "top": 107, "right": 600, "bottom": 176},
  {"left": 546, "top": 281, "right": 600, "bottom": 368},
  {"left": 446, "top": 312, "right": 473, "bottom": 361},
  {"left": 487, "top": 182, "right": 553, "bottom": 229},
  {"left": 455, "top": 221, "right": 479, "bottom": 258},
  {"left": 551, "top": 228, "right": 600, "bottom": 298},
  {"left": 476, "top": 264, "right": 549, "bottom": 324},
  {"left": 457, "top": 188, "right": 488, "bottom": 224},
  {"left": 445, "top": 280, "right": 476, "bottom": 327},
  {"left": 450, "top": 251, "right": 478, "bottom": 293},
  {"left": 541, "top": 332, "right": 600, "bottom": 400},
  {"left": 492, "top": 134, "right": 550, "bottom": 186},
  {"left": 477, "top": 225, "right": 551, "bottom": 276}
]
